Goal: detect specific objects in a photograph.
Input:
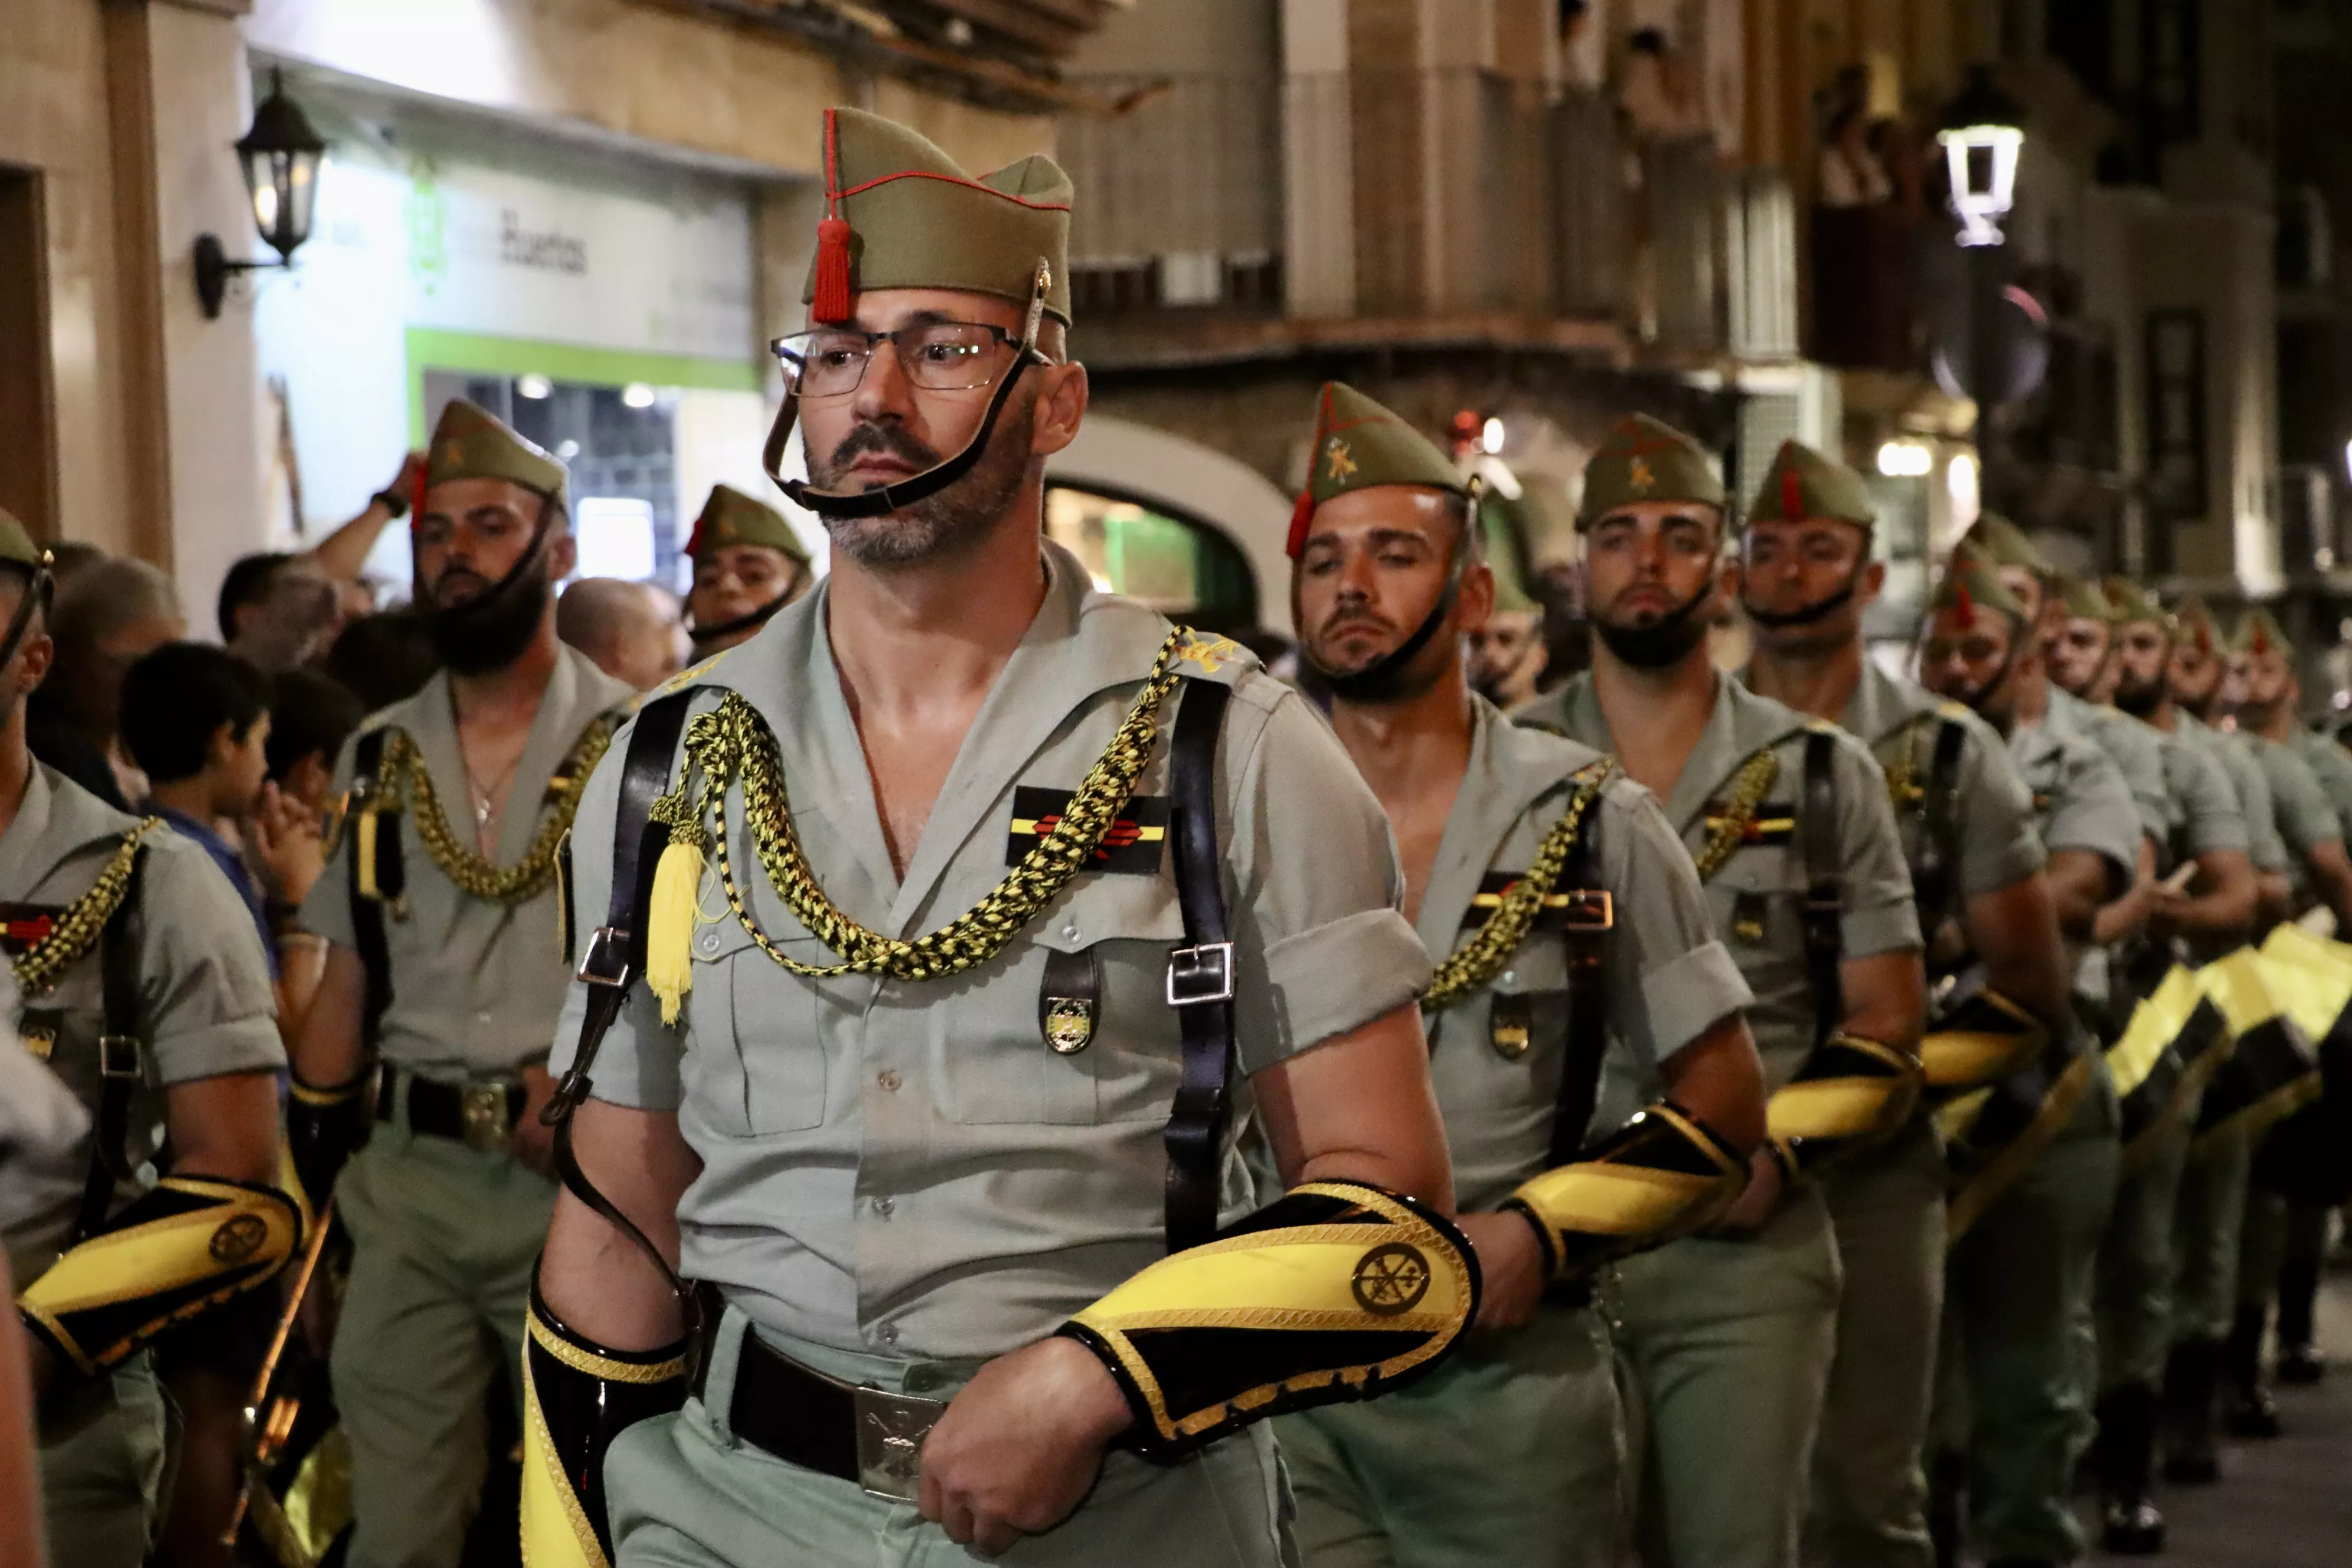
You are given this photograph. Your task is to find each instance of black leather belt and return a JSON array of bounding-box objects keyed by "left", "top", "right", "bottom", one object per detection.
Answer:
[
  {"left": 381, "top": 1065, "right": 525, "bottom": 1153},
  {"left": 717, "top": 1326, "right": 948, "bottom": 1502}
]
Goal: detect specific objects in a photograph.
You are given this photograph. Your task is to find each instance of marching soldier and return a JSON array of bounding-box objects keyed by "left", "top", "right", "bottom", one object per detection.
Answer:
[
  {"left": 1737, "top": 442, "right": 2068, "bottom": 1568},
  {"left": 1, "top": 507, "right": 298, "bottom": 1567},
  {"left": 525, "top": 109, "right": 1478, "bottom": 1568},
  {"left": 1917, "top": 552, "right": 2134, "bottom": 1568},
  {"left": 1517, "top": 416, "right": 1925, "bottom": 1568},
  {"left": 682, "top": 483, "right": 814, "bottom": 657},
  {"left": 288, "top": 400, "right": 637, "bottom": 1565},
  {"left": 1276, "top": 384, "right": 1766, "bottom": 1567},
  {"left": 2157, "top": 599, "right": 2294, "bottom": 930},
  {"left": 2083, "top": 579, "right": 2256, "bottom": 1552}
]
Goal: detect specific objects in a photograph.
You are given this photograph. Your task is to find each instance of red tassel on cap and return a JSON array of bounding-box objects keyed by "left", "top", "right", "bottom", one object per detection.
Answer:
[
  {"left": 1780, "top": 469, "right": 1804, "bottom": 520},
  {"left": 1954, "top": 582, "right": 1975, "bottom": 629},
  {"left": 2253, "top": 625, "right": 2269, "bottom": 656},
  {"left": 410, "top": 458, "right": 428, "bottom": 533},
  {"left": 1286, "top": 492, "right": 1315, "bottom": 558},
  {"left": 812, "top": 217, "right": 854, "bottom": 325}
]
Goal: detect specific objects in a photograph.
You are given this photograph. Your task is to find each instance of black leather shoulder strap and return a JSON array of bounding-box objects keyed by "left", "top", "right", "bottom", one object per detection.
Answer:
[
  {"left": 1801, "top": 728, "right": 1844, "bottom": 1050},
  {"left": 1548, "top": 799, "right": 1611, "bottom": 1167},
  {"left": 73, "top": 843, "right": 149, "bottom": 1243},
  {"left": 349, "top": 727, "right": 400, "bottom": 1046},
  {"left": 1164, "top": 677, "right": 1236, "bottom": 1255},
  {"left": 1910, "top": 714, "right": 1969, "bottom": 925}
]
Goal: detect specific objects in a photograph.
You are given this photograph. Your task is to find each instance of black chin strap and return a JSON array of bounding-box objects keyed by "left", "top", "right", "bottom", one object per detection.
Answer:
[
  {"left": 688, "top": 585, "right": 796, "bottom": 648},
  {"left": 765, "top": 266, "right": 1053, "bottom": 522},
  {"left": 1742, "top": 566, "right": 1861, "bottom": 630},
  {"left": 418, "top": 495, "right": 554, "bottom": 620},
  {"left": 1309, "top": 560, "right": 1465, "bottom": 704},
  {"left": 0, "top": 559, "right": 54, "bottom": 678}
]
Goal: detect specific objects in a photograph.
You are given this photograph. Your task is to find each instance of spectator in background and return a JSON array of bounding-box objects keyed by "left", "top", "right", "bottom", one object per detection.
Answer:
[
  {"left": 322, "top": 606, "right": 440, "bottom": 712},
  {"left": 43, "top": 540, "right": 106, "bottom": 593},
  {"left": 1619, "top": 26, "right": 1707, "bottom": 143},
  {"left": 558, "top": 576, "right": 688, "bottom": 691},
  {"left": 35, "top": 556, "right": 184, "bottom": 807},
  {"left": 266, "top": 667, "right": 366, "bottom": 816},
  {"left": 1819, "top": 101, "right": 1893, "bottom": 208},
  {"left": 682, "top": 483, "right": 814, "bottom": 657},
  {"left": 217, "top": 451, "right": 422, "bottom": 671}
]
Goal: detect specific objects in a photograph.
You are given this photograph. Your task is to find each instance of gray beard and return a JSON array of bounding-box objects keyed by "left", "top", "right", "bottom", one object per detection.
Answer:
[{"left": 815, "top": 395, "right": 1037, "bottom": 568}]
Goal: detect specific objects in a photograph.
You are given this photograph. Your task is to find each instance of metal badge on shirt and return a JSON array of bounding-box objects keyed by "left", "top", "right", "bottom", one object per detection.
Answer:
[
  {"left": 0, "top": 904, "right": 64, "bottom": 1059},
  {"left": 1699, "top": 801, "right": 1795, "bottom": 945},
  {"left": 1004, "top": 787, "right": 1170, "bottom": 874}
]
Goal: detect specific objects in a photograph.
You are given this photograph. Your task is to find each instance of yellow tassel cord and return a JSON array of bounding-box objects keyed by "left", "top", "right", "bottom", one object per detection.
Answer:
[
  {"left": 355, "top": 809, "right": 381, "bottom": 901},
  {"left": 645, "top": 792, "right": 708, "bottom": 1025}
]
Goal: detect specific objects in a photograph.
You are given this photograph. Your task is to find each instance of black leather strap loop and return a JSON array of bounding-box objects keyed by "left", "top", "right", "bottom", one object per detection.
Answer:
[
  {"left": 72, "top": 845, "right": 148, "bottom": 1243},
  {"left": 349, "top": 728, "right": 401, "bottom": 1048},
  {"left": 1164, "top": 678, "right": 1235, "bottom": 1255},
  {"left": 1549, "top": 814, "right": 1611, "bottom": 1170},
  {"left": 1910, "top": 717, "right": 1968, "bottom": 928},
  {"left": 1800, "top": 730, "right": 1844, "bottom": 1050}
]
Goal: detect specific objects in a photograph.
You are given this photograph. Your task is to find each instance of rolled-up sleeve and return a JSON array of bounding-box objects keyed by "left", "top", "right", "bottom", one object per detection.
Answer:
[
  {"left": 1954, "top": 717, "right": 2047, "bottom": 897},
  {"left": 2172, "top": 741, "right": 2248, "bottom": 857},
  {"left": 1223, "top": 683, "right": 1431, "bottom": 1074},
  {"left": 1601, "top": 778, "right": 1752, "bottom": 1063},
  {"left": 141, "top": 837, "right": 283, "bottom": 1086}
]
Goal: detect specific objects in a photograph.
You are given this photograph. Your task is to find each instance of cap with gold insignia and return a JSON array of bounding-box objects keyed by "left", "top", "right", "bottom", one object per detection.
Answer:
[
  {"left": 2233, "top": 607, "right": 2292, "bottom": 659},
  {"left": 1929, "top": 544, "right": 2028, "bottom": 628},
  {"left": 0, "top": 503, "right": 44, "bottom": 576},
  {"left": 1958, "top": 512, "right": 2050, "bottom": 577},
  {"left": 685, "top": 485, "right": 811, "bottom": 567},
  {"left": 2103, "top": 577, "right": 2165, "bottom": 629},
  {"left": 1745, "top": 439, "right": 1876, "bottom": 530},
  {"left": 2173, "top": 594, "right": 2222, "bottom": 655},
  {"left": 2053, "top": 573, "right": 2119, "bottom": 623},
  {"left": 1286, "top": 382, "right": 1471, "bottom": 557},
  {"left": 423, "top": 399, "right": 567, "bottom": 514},
  {"left": 1576, "top": 414, "right": 1725, "bottom": 532},
  {"left": 802, "top": 106, "right": 1072, "bottom": 328}
]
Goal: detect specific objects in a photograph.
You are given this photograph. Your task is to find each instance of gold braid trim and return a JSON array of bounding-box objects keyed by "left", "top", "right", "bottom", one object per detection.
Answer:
[
  {"left": 1881, "top": 711, "right": 1940, "bottom": 812},
  {"left": 1423, "top": 760, "right": 1615, "bottom": 1013},
  {"left": 684, "top": 628, "right": 1190, "bottom": 982},
  {"left": 14, "top": 821, "right": 156, "bottom": 998},
  {"left": 1691, "top": 749, "right": 1781, "bottom": 883},
  {"left": 372, "top": 718, "right": 615, "bottom": 906}
]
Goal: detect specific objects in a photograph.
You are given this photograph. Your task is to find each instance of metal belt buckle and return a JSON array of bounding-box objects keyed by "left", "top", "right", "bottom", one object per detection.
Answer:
[
  {"left": 1165, "top": 940, "right": 1235, "bottom": 1007},
  {"left": 853, "top": 1384, "right": 945, "bottom": 1501},
  {"left": 460, "top": 1082, "right": 514, "bottom": 1152},
  {"left": 97, "top": 1034, "right": 143, "bottom": 1080}
]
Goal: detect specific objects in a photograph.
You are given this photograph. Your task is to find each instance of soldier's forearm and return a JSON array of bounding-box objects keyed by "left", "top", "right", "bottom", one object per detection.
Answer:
[
  {"left": 1253, "top": 1006, "right": 1455, "bottom": 1211},
  {"left": 292, "top": 943, "right": 370, "bottom": 1089},
  {"left": 2168, "top": 852, "right": 2258, "bottom": 941},
  {"left": 537, "top": 1100, "right": 701, "bottom": 1353},
  {"left": 1659, "top": 1014, "right": 1767, "bottom": 1155},
  {"left": 164, "top": 1072, "right": 285, "bottom": 1186}
]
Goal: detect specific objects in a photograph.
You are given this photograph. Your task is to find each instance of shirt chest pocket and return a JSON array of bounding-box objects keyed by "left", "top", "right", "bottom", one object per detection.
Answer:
[
  {"left": 1439, "top": 933, "right": 1574, "bottom": 1111},
  {"left": 1706, "top": 840, "right": 1812, "bottom": 961},
  {"left": 933, "top": 875, "right": 1190, "bottom": 1128},
  {"left": 684, "top": 919, "right": 829, "bottom": 1136}
]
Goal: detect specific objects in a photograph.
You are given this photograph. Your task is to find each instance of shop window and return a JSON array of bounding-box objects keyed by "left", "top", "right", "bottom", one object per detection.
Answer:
[{"left": 1043, "top": 485, "right": 1258, "bottom": 633}]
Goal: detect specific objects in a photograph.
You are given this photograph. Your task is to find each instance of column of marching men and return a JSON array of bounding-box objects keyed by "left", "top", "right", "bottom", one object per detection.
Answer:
[{"left": 12, "top": 99, "right": 2352, "bottom": 1568}]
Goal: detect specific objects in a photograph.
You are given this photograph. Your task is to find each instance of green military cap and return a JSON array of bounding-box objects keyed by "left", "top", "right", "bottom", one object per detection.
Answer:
[
  {"left": 2233, "top": 607, "right": 2292, "bottom": 659},
  {"left": 1929, "top": 544, "right": 2028, "bottom": 628},
  {"left": 2053, "top": 572, "right": 2119, "bottom": 623},
  {"left": 685, "top": 485, "right": 810, "bottom": 567},
  {"left": 1959, "top": 512, "right": 2051, "bottom": 576},
  {"left": 1287, "top": 382, "right": 1469, "bottom": 556},
  {"left": 0, "top": 503, "right": 44, "bottom": 574},
  {"left": 423, "top": 399, "right": 567, "bottom": 512},
  {"left": 803, "top": 106, "right": 1073, "bottom": 327},
  {"left": 2173, "top": 594, "right": 2222, "bottom": 655},
  {"left": 1577, "top": 413, "right": 1724, "bottom": 531},
  {"left": 1477, "top": 492, "right": 1541, "bottom": 614},
  {"left": 2103, "top": 576, "right": 2165, "bottom": 629},
  {"left": 1745, "top": 439, "right": 1876, "bottom": 528}
]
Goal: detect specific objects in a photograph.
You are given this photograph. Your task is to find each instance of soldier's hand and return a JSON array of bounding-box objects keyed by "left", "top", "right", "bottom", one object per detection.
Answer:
[
  {"left": 1711, "top": 1146, "right": 1785, "bottom": 1236},
  {"left": 918, "top": 1334, "right": 1132, "bottom": 1556},
  {"left": 1455, "top": 1211, "right": 1545, "bottom": 1331},
  {"left": 509, "top": 1064, "right": 558, "bottom": 1177}
]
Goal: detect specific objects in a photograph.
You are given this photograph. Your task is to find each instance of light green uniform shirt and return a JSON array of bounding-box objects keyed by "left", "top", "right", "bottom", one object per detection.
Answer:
[
  {"left": 552, "top": 545, "right": 1432, "bottom": 1360},
  {"left": 4, "top": 766, "right": 283, "bottom": 1275},
  {"left": 2286, "top": 727, "right": 2352, "bottom": 844},
  {"left": 2152, "top": 727, "right": 2248, "bottom": 862},
  {"left": 1426, "top": 698, "right": 1750, "bottom": 1211},
  {"left": 2049, "top": 687, "right": 2168, "bottom": 848},
  {"left": 2177, "top": 714, "right": 2288, "bottom": 874},
  {"left": 299, "top": 643, "right": 635, "bottom": 1081},
  {"left": 2242, "top": 734, "right": 2343, "bottom": 902},
  {"left": 2007, "top": 722, "right": 2140, "bottom": 896},
  {"left": 1837, "top": 660, "right": 2045, "bottom": 930},
  {"left": 1517, "top": 674, "right": 1919, "bottom": 1128}
]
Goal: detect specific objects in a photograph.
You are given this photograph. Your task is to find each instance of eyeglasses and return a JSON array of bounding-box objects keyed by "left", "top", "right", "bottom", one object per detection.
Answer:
[{"left": 770, "top": 321, "right": 1022, "bottom": 401}]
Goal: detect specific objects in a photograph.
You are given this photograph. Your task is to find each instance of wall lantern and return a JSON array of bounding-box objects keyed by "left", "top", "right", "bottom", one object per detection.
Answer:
[
  {"left": 194, "top": 68, "right": 325, "bottom": 319},
  {"left": 1936, "top": 67, "right": 2026, "bottom": 248}
]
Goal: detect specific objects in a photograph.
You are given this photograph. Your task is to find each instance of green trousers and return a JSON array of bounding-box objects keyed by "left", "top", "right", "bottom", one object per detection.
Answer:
[
  {"left": 1278, "top": 1305, "right": 1622, "bottom": 1568},
  {"left": 37, "top": 1352, "right": 168, "bottom": 1568},
  {"left": 332, "top": 1118, "right": 555, "bottom": 1568},
  {"left": 2095, "top": 1122, "right": 2190, "bottom": 1393},
  {"left": 1806, "top": 1119, "right": 1945, "bottom": 1568},
  {"left": 607, "top": 1308, "right": 1292, "bottom": 1567},
  {"left": 1612, "top": 1186, "right": 1841, "bottom": 1568},
  {"left": 2170, "top": 1122, "right": 2249, "bottom": 1344},
  {"left": 1936, "top": 1093, "right": 2119, "bottom": 1564}
]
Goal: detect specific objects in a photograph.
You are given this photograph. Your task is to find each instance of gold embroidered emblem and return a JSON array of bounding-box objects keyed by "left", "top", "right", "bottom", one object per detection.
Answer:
[
  {"left": 1044, "top": 997, "right": 1093, "bottom": 1054},
  {"left": 1175, "top": 631, "right": 1242, "bottom": 673},
  {"left": 1351, "top": 1243, "right": 1432, "bottom": 1316},
  {"left": 1629, "top": 456, "right": 1655, "bottom": 494},
  {"left": 210, "top": 1214, "right": 269, "bottom": 1265},
  {"left": 1325, "top": 439, "right": 1357, "bottom": 481}
]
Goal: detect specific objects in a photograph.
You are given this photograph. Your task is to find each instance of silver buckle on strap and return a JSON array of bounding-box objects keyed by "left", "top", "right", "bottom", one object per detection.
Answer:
[
  {"left": 854, "top": 1384, "right": 946, "bottom": 1501},
  {"left": 1165, "top": 941, "right": 1234, "bottom": 1007}
]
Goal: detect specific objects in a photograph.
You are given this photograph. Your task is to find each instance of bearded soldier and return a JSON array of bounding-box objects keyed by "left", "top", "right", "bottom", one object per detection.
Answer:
[
  {"left": 1, "top": 507, "right": 297, "bottom": 1567},
  {"left": 287, "top": 401, "right": 637, "bottom": 1565},
  {"left": 523, "top": 109, "right": 1476, "bottom": 1568},
  {"left": 1916, "top": 553, "right": 2133, "bottom": 1568},
  {"left": 1737, "top": 443, "right": 2067, "bottom": 1568},
  {"left": 682, "top": 483, "right": 814, "bottom": 658},
  {"left": 1516, "top": 416, "right": 1924, "bottom": 1568},
  {"left": 1276, "top": 384, "right": 1765, "bottom": 1567}
]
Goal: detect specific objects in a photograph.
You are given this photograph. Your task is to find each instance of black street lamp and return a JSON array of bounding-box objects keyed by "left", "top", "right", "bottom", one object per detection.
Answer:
[
  {"left": 194, "top": 68, "right": 325, "bottom": 319},
  {"left": 1937, "top": 68, "right": 2028, "bottom": 518}
]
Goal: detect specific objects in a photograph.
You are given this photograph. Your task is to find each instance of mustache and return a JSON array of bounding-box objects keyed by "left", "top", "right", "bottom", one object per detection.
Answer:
[
  {"left": 429, "top": 567, "right": 491, "bottom": 605},
  {"left": 824, "top": 421, "right": 943, "bottom": 479}
]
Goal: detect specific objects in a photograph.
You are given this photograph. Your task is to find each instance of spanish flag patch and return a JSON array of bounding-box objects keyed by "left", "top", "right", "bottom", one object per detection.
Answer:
[{"left": 1005, "top": 786, "right": 1170, "bottom": 874}]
